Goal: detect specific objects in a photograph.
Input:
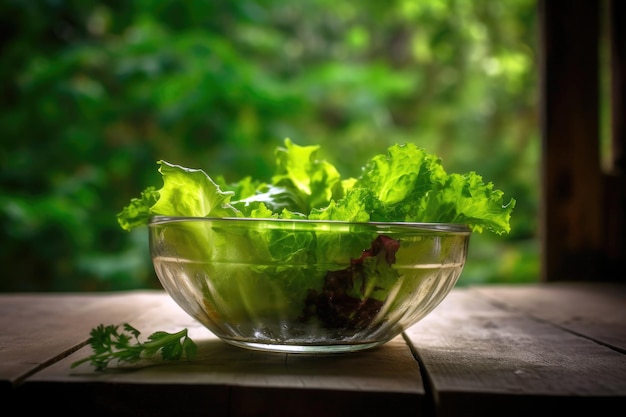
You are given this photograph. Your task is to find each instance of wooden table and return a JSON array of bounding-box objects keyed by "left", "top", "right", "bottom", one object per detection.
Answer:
[{"left": 2, "top": 282, "right": 625, "bottom": 416}]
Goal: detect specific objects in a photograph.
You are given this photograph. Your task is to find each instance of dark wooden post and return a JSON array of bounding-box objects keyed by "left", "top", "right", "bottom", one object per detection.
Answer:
[
  {"left": 604, "top": 0, "right": 626, "bottom": 270},
  {"left": 538, "top": 0, "right": 603, "bottom": 281},
  {"left": 539, "top": 0, "right": 626, "bottom": 282}
]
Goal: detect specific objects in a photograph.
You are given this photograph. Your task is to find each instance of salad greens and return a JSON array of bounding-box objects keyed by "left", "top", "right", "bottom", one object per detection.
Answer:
[
  {"left": 116, "top": 139, "right": 515, "bottom": 336},
  {"left": 118, "top": 138, "right": 515, "bottom": 233},
  {"left": 300, "top": 235, "right": 402, "bottom": 330}
]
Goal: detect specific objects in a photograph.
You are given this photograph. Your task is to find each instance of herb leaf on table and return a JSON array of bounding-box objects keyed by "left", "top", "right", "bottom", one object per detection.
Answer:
[{"left": 71, "top": 323, "right": 197, "bottom": 371}]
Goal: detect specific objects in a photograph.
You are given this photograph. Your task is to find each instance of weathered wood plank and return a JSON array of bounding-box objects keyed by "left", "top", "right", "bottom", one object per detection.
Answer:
[
  {"left": 471, "top": 282, "right": 626, "bottom": 351},
  {"left": 404, "top": 287, "right": 626, "bottom": 417},
  {"left": 8, "top": 291, "right": 424, "bottom": 417}
]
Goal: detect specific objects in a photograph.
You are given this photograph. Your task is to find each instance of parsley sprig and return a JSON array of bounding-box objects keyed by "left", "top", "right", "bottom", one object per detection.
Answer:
[{"left": 71, "top": 323, "right": 198, "bottom": 371}]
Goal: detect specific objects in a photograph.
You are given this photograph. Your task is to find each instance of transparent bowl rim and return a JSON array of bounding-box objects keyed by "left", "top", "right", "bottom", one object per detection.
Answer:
[{"left": 148, "top": 215, "right": 472, "bottom": 234}]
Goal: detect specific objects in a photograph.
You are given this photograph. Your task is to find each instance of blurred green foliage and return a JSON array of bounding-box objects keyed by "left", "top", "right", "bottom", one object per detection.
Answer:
[{"left": 0, "top": 0, "right": 539, "bottom": 291}]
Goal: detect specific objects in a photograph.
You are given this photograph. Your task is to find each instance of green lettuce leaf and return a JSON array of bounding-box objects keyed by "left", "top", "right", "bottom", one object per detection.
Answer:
[
  {"left": 118, "top": 161, "right": 240, "bottom": 231},
  {"left": 332, "top": 143, "right": 514, "bottom": 234},
  {"left": 117, "top": 186, "right": 160, "bottom": 232},
  {"left": 271, "top": 138, "right": 345, "bottom": 214}
]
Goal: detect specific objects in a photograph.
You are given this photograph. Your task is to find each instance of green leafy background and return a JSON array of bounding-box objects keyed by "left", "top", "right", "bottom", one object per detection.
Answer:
[{"left": 0, "top": 0, "right": 539, "bottom": 291}]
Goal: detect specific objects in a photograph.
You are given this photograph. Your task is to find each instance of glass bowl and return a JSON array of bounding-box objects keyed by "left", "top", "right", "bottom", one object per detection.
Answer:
[{"left": 149, "top": 216, "right": 471, "bottom": 354}]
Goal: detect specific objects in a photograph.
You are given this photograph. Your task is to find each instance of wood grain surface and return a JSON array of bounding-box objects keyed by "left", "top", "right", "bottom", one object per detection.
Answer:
[{"left": 1, "top": 283, "right": 624, "bottom": 417}]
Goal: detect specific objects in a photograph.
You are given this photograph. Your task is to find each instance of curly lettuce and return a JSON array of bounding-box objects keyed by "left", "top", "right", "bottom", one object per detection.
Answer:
[
  {"left": 118, "top": 139, "right": 515, "bottom": 330},
  {"left": 118, "top": 139, "right": 515, "bottom": 234}
]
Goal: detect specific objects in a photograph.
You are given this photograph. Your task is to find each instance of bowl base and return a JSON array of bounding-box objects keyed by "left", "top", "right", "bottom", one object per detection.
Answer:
[{"left": 222, "top": 339, "right": 386, "bottom": 354}]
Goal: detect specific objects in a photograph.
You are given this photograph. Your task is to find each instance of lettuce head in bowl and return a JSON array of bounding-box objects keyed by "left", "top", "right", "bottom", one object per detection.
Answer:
[{"left": 117, "top": 139, "right": 515, "bottom": 353}]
